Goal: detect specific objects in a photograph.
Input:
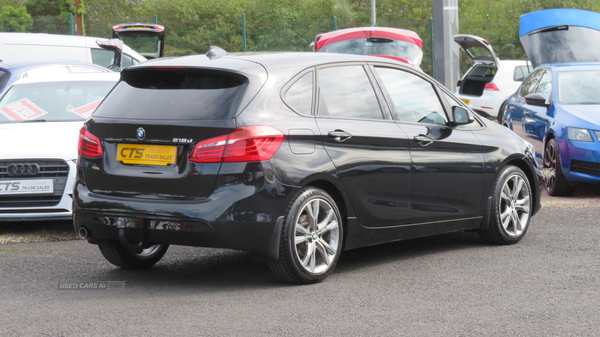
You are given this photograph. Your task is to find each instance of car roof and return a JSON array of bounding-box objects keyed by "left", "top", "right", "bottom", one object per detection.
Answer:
[
  {"left": 10, "top": 72, "right": 120, "bottom": 85},
  {"left": 0, "top": 60, "right": 108, "bottom": 70},
  {"left": 126, "top": 51, "right": 415, "bottom": 75}
]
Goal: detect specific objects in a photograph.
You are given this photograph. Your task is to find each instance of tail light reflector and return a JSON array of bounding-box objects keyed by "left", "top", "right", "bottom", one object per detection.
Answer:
[
  {"left": 190, "top": 125, "right": 284, "bottom": 163},
  {"left": 78, "top": 127, "right": 103, "bottom": 158},
  {"left": 484, "top": 83, "right": 499, "bottom": 91}
]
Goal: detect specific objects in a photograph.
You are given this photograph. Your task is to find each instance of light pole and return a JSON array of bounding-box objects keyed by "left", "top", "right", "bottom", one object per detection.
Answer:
[{"left": 371, "top": 0, "right": 377, "bottom": 27}]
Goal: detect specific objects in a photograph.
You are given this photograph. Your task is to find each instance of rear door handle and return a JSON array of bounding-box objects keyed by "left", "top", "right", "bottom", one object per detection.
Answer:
[
  {"left": 414, "top": 135, "right": 434, "bottom": 146},
  {"left": 328, "top": 130, "right": 352, "bottom": 142}
]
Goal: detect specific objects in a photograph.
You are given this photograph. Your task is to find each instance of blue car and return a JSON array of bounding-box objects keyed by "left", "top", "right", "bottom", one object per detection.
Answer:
[
  {"left": 502, "top": 9, "right": 600, "bottom": 196},
  {"left": 0, "top": 60, "right": 109, "bottom": 95}
]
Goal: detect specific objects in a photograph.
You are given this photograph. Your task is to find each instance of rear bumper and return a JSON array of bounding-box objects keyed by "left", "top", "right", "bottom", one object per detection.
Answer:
[{"left": 73, "top": 181, "right": 294, "bottom": 254}]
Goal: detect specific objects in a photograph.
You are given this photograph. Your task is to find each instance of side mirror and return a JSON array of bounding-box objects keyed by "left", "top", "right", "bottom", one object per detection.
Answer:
[
  {"left": 525, "top": 93, "right": 550, "bottom": 108},
  {"left": 451, "top": 106, "right": 474, "bottom": 125}
]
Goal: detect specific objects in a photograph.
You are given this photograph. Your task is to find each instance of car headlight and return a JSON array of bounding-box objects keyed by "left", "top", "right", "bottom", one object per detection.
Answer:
[{"left": 568, "top": 127, "right": 593, "bottom": 142}]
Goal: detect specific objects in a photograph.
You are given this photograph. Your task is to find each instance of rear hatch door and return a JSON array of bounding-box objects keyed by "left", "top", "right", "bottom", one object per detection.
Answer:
[
  {"left": 454, "top": 34, "right": 499, "bottom": 67},
  {"left": 519, "top": 8, "right": 600, "bottom": 68},
  {"left": 80, "top": 62, "right": 265, "bottom": 199}
]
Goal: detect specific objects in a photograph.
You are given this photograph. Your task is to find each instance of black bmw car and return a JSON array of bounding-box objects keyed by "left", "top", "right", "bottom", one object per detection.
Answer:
[{"left": 74, "top": 49, "right": 542, "bottom": 284}]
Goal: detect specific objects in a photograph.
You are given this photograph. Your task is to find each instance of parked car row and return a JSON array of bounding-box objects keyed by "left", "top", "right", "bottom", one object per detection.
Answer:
[
  {"left": 3, "top": 8, "right": 599, "bottom": 284},
  {"left": 501, "top": 8, "right": 600, "bottom": 196},
  {"left": 0, "top": 31, "right": 144, "bottom": 222}
]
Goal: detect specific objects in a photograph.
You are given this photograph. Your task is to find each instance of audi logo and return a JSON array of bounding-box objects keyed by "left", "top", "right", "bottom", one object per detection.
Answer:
[{"left": 7, "top": 163, "right": 40, "bottom": 177}]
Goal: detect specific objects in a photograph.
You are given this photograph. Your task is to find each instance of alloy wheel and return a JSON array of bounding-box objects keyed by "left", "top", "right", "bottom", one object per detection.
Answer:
[
  {"left": 294, "top": 198, "right": 340, "bottom": 274},
  {"left": 498, "top": 173, "right": 531, "bottom": 237}
]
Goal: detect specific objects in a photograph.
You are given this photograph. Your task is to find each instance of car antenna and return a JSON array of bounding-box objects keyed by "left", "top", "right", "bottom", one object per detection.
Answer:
[{"left": 206, "top": 46, "right": 227, "bottom": 60}]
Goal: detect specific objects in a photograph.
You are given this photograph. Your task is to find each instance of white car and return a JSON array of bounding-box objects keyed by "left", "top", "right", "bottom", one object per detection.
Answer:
[
  {"left": 454, "top": 34, "right": 532, "bottom": 122},
  {"left": 0, "top": 72, "right": 120, "bottom": 221}
]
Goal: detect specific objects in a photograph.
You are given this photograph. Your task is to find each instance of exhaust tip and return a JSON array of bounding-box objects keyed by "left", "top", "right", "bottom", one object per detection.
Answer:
[{"left": 79, "top": 227, "right": 89, "bottom": 239}]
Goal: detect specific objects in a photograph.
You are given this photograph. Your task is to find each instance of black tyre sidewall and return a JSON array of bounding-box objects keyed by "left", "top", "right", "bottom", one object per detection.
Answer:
[
  {"left": 544, "top": 138, "right": 575, "bottom": 196},
  {"left": 486, "top": 166, "right": 532, "bottom": 245},
  {"left": 274, "top": 187, "right": 344, "bottom": 284},
  {"left": 99, "top": 241, "right": 169, "bottom": 269}
]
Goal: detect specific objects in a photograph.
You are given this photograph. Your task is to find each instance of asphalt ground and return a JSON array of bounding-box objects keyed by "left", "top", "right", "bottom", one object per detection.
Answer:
[{"left": 0, "top": 184, "right": 599, "bottom": 336}]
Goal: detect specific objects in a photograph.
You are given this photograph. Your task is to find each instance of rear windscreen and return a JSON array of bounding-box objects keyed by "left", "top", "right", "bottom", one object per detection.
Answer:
[
  {"left": 94, "top": 68, "right": 249, "bottom": 120},
  {"left": 520, "top": 26, "right": 600, "bottom": 68},
  {"left": 0, "top": 81, "right": 116, "bottom": 123}
]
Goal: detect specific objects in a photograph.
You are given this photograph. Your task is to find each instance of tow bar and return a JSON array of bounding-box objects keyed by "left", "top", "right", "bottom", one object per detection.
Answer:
[{"left": 117, "top": 217, "right": 144, "bottom": 254}]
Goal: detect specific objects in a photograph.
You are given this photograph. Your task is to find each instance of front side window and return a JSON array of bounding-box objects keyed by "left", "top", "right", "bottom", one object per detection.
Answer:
[
  {"left": 91, "top": 48, "right": 117, "bottom": 68},
  {"left": 536, "top": 70, "right": 553, "bottom": 103},
  {"left": 520, "top": 68, "right": 545, "bottom": 97},
  {"left": 374, "top": 66, "right": 447, "bottom": 125},
  {"left": 513, "top": 65, "right": 532, "bottom": 82},
  {"left": 317, "top": 65, "right": 383, "bottom": 120}
]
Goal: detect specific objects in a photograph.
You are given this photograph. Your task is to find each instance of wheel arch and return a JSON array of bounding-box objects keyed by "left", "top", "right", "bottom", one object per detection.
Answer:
[{"left": 301, "top": 178, "right": 352, "bottom": 249}]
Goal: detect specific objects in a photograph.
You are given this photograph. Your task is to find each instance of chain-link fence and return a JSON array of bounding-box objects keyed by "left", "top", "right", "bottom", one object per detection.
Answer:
[{"left": 7, "top": 14, "right": 527, "bottom": 77}]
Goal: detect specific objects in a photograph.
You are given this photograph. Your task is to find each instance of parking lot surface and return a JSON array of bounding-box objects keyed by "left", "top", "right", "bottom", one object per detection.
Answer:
[{"left": 1, "top": 186, "right": 600, "bottom": 336}]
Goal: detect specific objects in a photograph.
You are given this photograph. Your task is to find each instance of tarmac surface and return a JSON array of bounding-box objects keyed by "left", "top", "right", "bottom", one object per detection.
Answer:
[{"left": 0, "top": 184, "right": 599, "bottom": 336}]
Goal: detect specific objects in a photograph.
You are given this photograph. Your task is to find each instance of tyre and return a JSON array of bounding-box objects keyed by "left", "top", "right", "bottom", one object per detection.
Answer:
[
  {"left": 543, "top": 138, "right": 576, "bottom": 196},
  {"left": 269, "top": 187, "right": 343, "bottom": 284},
  {"left": 480, "top": 165, "right": 532, "bottom": 245},
  {"left": 98, "top": 240, "right": 169, "bottom": 269},
  {"left": 497, "top": 101, "right": 507, "bottom": 124}
]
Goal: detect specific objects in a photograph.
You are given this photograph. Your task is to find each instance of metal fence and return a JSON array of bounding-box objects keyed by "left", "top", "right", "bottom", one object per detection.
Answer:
[{"left": 5, "top": 14, "right": 527, "bottom": 77}]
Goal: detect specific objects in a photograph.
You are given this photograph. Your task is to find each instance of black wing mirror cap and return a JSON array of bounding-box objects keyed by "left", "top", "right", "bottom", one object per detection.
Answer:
[
  {"left": 525, "top": 93, "right": 550, "bottom": 108},
  {"left": 451, "top": 106, "right": 474, "bottom": 125}
]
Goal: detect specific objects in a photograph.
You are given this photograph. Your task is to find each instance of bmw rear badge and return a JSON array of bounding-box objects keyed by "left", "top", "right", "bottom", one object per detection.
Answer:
[{"left": 137, "top": 127, "right": 146, "bottom": 140}]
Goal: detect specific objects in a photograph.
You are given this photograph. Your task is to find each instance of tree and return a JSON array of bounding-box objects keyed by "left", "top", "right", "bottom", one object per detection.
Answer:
[{"left": 0, "top": 6, "right": 34, "bottom": 32}]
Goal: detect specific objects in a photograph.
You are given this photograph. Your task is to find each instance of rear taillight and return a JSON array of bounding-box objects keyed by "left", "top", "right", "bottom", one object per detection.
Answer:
[
  {"left": 78, "top": 126, "right": 103, "bottom": 158},
  {"left": 190, "top": 125, "right": 284, "bottom": 163},
  {"left": 484, "top": 83, "right": 499, "bottom": 91}
]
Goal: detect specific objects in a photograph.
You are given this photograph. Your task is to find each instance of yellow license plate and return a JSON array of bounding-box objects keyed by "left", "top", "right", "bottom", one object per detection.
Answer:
[
  {"left": 117, "top": 144, "right": 177, "bottom": 166},
  {"left": 460, "top": 98, "right": 472, "bottom": 105}
]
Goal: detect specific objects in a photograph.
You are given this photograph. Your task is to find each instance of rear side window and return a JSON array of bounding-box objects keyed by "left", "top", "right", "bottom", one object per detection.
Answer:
[
  {"left": 94, "top": 68, "right": 249, "bottom": 120},
  {"left": 284, "top": 71, "right": 313, "bottom": 115},
  {"left": 317, "top": 65, "right": 383, "bottom": 120}
]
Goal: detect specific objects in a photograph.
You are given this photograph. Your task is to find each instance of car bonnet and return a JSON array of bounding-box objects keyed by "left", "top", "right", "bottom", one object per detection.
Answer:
[{"left": 0, "top": 121, "right": 82, "bottom": 160}]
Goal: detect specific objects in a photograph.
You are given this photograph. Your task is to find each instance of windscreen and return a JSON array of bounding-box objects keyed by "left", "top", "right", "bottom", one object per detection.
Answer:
[
  {"left": 0, "top": 81, "right": 116, "bottom": 123},
  {"left": 558, "top": 70, "right": 600, "bottom": 104},
  {"left": 94, "top": 68, "right": 249, "bottom": 120},
  {"left": 319, "top": 38, "right": 423, "bottom": 66}
]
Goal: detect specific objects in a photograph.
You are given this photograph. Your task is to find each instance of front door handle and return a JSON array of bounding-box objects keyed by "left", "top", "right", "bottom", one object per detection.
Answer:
[
  {"left": 328, "top": 130, "right": 352, "bottom": 142},
  {"left": 414, "top": 135, "right": 434, "bottom": 146}
]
